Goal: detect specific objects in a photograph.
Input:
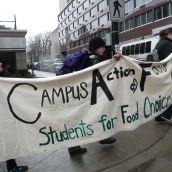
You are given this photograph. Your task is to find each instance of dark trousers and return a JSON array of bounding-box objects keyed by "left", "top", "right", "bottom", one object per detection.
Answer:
[
  {"left": 68, "top": 146, "right": 81, "bottom": 153},
  {"left": 161, "top": 105, "right": 172, "bottom": 119},
  {"left": 6, "top": 159, "right": 17, "bottom": 171}
]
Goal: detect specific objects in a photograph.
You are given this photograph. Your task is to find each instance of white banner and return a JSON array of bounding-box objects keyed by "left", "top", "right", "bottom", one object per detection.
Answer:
[{"left": 0, "top": 55, "right": 172, "bottom": 161}]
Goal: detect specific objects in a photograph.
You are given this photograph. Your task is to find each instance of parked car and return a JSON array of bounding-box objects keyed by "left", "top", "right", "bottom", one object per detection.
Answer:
[{"left": 49, "top": 60, "right": 63, "bottom": 74}]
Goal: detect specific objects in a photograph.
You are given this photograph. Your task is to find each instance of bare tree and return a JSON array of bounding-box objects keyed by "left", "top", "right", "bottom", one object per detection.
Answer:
[{"left": 26, "top": 32, "right": 51, "bottom": 62}]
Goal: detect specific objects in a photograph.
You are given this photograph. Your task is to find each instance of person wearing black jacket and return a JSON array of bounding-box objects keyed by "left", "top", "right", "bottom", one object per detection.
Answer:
[
  {"left": 0, "top": 63, "right": 28, "bottom": 172},
  {"left": 154, "top": 28, "right": 172, "bottom": 123},
  {"left": 68, "top": 37, "right": 121, "bottom": 156}
]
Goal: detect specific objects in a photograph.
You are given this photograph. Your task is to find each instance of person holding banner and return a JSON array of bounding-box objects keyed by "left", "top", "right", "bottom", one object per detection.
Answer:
[
  {"left": 0, "top": 63, "right": 28, "bottom": 172},
  {"left": 68, "top": 37, "right": 122, "bottom": 155},
  {"left": 151, "top": 28, "right": 172, "bottom": 123}
]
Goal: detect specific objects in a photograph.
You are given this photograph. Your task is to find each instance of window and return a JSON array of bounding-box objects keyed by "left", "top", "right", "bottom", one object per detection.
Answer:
[
  {"left": 154, "top": 6, "right": 162, "bottom": 21},
  {"left": 135, "top": 44, "right": 140, "bottom": 54},
  {"left": 130, "top": 18, "right": 134, "bottom": 29},
  {"left": 126, "top": 46, "right": 130, "bottom": 55},
  {"left": 69, "top": 14, "right": 73, "bottom": 22},
  {"left": 135, "top": 0, "right": 141, "bottom": 8},
  {"left": 146, "top": 41, "right": 151, "bottom": 53},
  {"left": 78, "top": 25, "right": 86, "bottom": 35},
  {"left": 140, "top": 43, "right": 145, "bottom": 54},
  {"left": 99, "top": 14, "right": 108, "bottom": 26},
  {"left": 74, "top": 30, "right": 79, "bottom": 38},
  {"left": 83, "top": 0, "right": 89, "bottom": 9},
  {"left": 120, "top": 22, "right": 124, "bottom": 32},
  {"left": 99, "top": 0, "right": 107, "bottom": 12},
  {"left": 125, "top": 20, "right": 130, "bottom": 30},
  {"left": 84, "top": 12, "right": 90, "bottom": 21},
  {"left": 69, "top": 24, "right": 73, "bottom": 31},
  {"left": 170, "top": 2, "right": 172, "bottom": 15},
  {"left": 61, "top": 12, "right": 64, "bottom": 19},
  {"left": 65, "top": 18, "right": 68, "bottom": 25},
  {"left": 68, "top": 4, "right": 72, "bottom": 12},
  {"left": 131, "top": 45, "right": 135, "bottom": 55},
  {"left": 86, "top": 23, "right": 90, "bottom": 31},
  {"left": 79, "top": 16, "right": 84, "bottom": 25},
  {"left": 134, "top": 0, "right": 151, "bottom": 8},
  {"left": 135, "top": 15, "right": 141, "bottom": 27},
  {"left": 162, "top": 3, "right": 170, "bottom": 18},
  {"left": 141, "top": 13, "right": 146, "bottom": 25},
  {"left": 73, "top": 20, "right": 78, "bottom": 29},
  {"left": 91, "top": 6, "right": 97, "bottom": 17},
  {"left": 125, "top": 0, "right": 134, "bottom": 13},
  {"left": 147, "top": 10, "right": 153, "bottom": 23},
  {"left": 80, "top": 38, "right": 86, "bottom": 45},
  {"left": 91, "top": 19, "right": 98, "bottom": 29},
  {"left": 99, "top": 30, "right": 106, "bottom": 38},
  {"left": 70, "top": 42, "right": 75, "bottom": 49},
  {"left": 78, "top": 5, "right": 83, "bottom": 14},
  {"left": 122, "top": 47, "right": 126, "bottom": 55},
  {"left": 73, "top": 10, "right": 77, "bottom": 18},
  {"left": 72, "top": 0, "right": 76, "bottom": 8}
]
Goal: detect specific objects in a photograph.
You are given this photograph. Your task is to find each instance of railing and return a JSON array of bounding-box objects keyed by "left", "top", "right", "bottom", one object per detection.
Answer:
[{"left": 0, "top": 15, "right": 17, "bottom": 30}]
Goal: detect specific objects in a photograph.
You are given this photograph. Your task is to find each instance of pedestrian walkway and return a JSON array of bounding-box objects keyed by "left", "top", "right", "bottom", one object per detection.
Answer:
[{"left": 0, "top": 120, "right": 171, "bottom": 172}]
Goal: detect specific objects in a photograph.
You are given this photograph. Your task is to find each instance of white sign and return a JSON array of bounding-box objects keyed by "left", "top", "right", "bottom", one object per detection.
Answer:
[
  {"left": 109, "top": 0, "right": 125, "bottom": 21},
  {"left": 0, "top": 55, "right": 172, "bottom": 161}
]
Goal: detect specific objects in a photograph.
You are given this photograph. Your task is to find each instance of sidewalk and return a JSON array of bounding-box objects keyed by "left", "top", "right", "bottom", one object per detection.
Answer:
[{"left": 0, "top": 120, "right": 171, "bottom": 172}]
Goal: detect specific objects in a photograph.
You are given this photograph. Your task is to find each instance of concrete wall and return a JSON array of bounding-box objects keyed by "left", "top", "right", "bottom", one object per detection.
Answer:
[{"left": 0, "top": 37, "right": 26, "bottom": 49}]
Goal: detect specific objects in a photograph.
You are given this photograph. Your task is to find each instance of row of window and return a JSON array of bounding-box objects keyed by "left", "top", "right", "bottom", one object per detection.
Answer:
[
  {"left": 59, "top": 0, "right": 108, "bottom": 31},
  {"left": 122, "top": 41, "right": 151, "bottom": 56},
  {"left": 69, "top": 28, "right": 110, "bottom": 49},
  {"left": 59, "top": 0, "right": 98, "bottom": 22},
  {"left": 125, "top": 0, "right": 152, "bottom": 14},
  {"left": 121, "top": 2, "right": 172, "bottom": 32},
  {"left": 59, "top": 0, "right": 154, "bottom": 41},
  {"left": 59, "top": 13, "right": 109, "bottom": 41}
]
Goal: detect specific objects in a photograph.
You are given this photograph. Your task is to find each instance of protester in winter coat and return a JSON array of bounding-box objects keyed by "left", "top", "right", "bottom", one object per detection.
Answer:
[
  {"left": 155, "top": 28, "right": 172, "bottom": 61},
  {"left": 153, "top": 28, "right": 172, "bottom": 123},
  {"left": 68, "top": 37, "right": 122, "bottom": 155},
  {"left": 0, "top": 63, "right": 28, "bottom": 172}
]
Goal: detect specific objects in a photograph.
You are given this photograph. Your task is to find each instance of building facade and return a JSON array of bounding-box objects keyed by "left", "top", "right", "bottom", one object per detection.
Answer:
[
  {"left": 120, "top": 0, "right": 172, "bottom": 44},
  {"left": 0, "top": 18, "right": 27, "bottom": 74},
  {"left": 58, "top": 0, "right": 111, "bottom": 54},
  {"left": 58, "top": 0, "right": 172, "bottom": 55}
]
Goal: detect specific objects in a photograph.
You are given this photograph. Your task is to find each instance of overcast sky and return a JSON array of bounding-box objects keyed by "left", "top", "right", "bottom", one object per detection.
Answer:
[{"left": 0, "top": 0, "right": 59, "bottom": 39}]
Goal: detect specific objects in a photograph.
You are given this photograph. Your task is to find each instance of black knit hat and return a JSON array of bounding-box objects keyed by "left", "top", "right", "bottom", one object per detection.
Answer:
[{"left": 89, "top": 37, "right": 106, "bottom": 52}]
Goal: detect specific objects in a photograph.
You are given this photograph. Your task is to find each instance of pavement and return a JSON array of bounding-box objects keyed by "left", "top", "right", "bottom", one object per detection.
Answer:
[{"left": 0, "top": 120, "right": 172, "bottom": 172}]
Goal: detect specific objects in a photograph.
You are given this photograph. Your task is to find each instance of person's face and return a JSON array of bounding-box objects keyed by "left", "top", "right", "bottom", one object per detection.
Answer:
[
  {"left": 96, "top": 47, "right": 106, "bottom": 56},
  {"left": 167, "top": 33, "right": 172, "bottom": 40}
]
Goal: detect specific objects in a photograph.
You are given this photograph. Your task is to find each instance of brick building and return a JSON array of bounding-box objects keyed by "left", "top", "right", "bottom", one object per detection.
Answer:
[{"left": 58, "top": 0, "right": 172, "bottom": 55}]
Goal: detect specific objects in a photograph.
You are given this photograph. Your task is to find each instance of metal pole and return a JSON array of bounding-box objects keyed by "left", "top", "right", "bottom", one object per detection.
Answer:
[{"left": 111, "top": 21, "right": 119, "bottom": 53}]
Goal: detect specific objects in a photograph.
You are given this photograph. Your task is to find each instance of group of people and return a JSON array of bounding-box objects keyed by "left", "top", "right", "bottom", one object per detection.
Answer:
[{"left": 0, "top": 27, "right": 172, "bottom": 172}]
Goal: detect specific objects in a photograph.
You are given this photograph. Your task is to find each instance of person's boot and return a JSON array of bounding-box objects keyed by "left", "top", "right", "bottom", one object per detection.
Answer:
[
  {"left": 68, "top": 146, "right": 87, "bottom": 156},
  {"left": 8, "top": 166, "right": 28, "bottom": 172},
  {"left": 99, "top": 137, "right": 116, "bottom": 144}
]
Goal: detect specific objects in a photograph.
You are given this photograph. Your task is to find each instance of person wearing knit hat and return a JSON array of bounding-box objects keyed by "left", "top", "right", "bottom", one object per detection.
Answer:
[
  {"left": 89, "top": 37, "right": 106, "bottom": 53},
  {"left": 68, "top": 37, "right": 121, "bottom": 156},
  {"left": 87, "top": 37, "right": 121, "bottom": 66}
]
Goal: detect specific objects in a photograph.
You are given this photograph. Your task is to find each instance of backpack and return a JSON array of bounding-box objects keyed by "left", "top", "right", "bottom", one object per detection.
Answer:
[
  {"left": 59, "top": 49, "right": 89, "bottom": 75},
  {"left": 146, "top": 49, "right": 159, "bottom": 62}
]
